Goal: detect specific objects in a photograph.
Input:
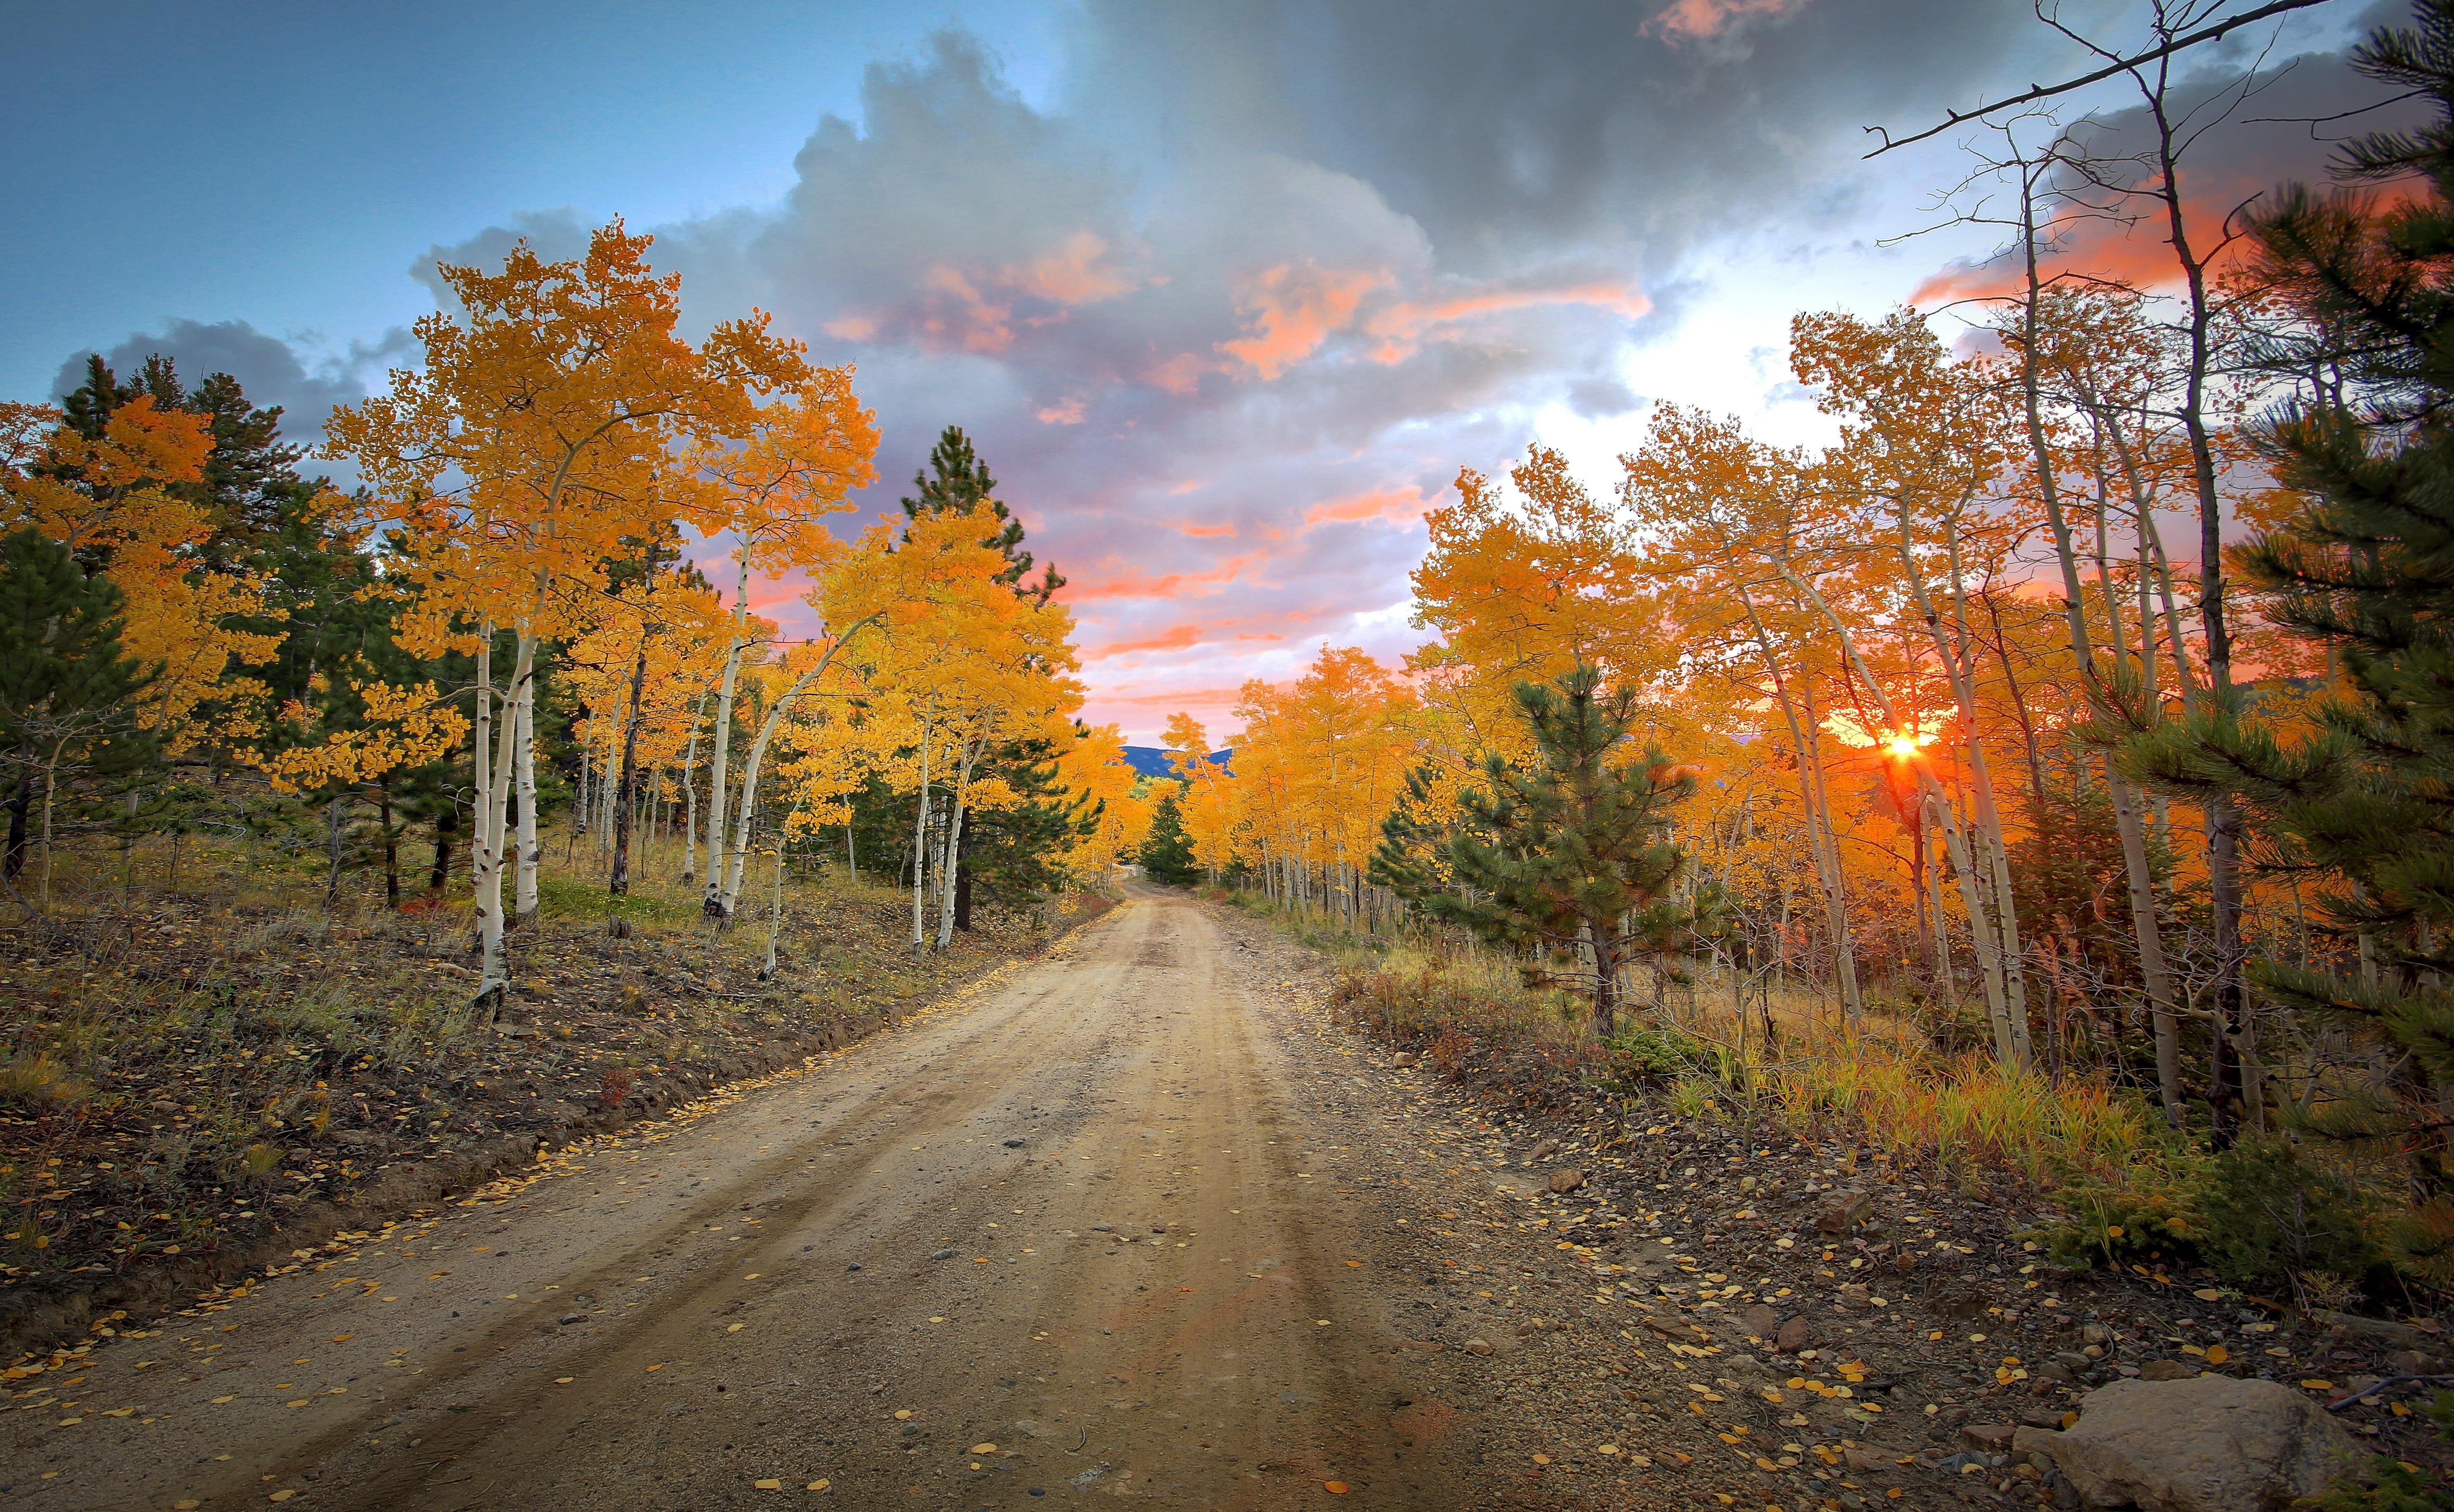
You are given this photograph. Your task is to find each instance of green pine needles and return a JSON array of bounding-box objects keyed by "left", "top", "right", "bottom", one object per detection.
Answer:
[
  {"left": 2115, "top": 0, "right": 2454, "bottom": 1288},
  {"left": 1374, "top": 663, "right": 1719, "bottom": 1037}
]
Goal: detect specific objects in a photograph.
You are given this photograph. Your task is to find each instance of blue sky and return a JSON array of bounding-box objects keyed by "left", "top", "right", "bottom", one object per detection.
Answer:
[{"left": 3, "top": 0, "right": 2396, "bottom": 738}]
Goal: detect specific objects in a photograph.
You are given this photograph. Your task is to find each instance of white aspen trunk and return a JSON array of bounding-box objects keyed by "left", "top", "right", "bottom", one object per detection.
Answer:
[
  {"left": 910, "top": 703, "right": 935, "bottom": 953},
  {"left": 2019, "top": 220, "right": 2182, "bottom": 1116},
  {"left": 704, "top": 552, "right": 752, "bottom": 915},
  {"left": 1779, "top": 556, "right": 2028, "bottom": 1065},
  {"left": 1794, "top": 682, "right": 1865, "bottom": 1020},
  {"left": 1728, "top": 570, "right": 1863, "bottom": 1020},
  {"left": 513, "top": 675, "right": 540, "bottom": 926},
  {"left": 471, "top": 629, "right": 535, "bottom": 1005},
  {"left": 761, "top": 829, "right": 789, "bottom": 979},
  {"left": 678, "top": 694, "right": 706, "bottom": 884},
  {"left": 718, "top": 617, "right": 876, "bottom": 916},
  {"left": 936, "top": 736, "right": 979, "bottom": 951}
]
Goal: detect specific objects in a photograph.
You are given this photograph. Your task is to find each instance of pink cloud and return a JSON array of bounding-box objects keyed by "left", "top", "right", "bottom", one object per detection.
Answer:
[
  {"left": 1145, "top": 353, "right": 1211, "bottom": 395},
  {"left": 1641, "top": 0, "right": 1812, "bottom": 43},
  {"left": 1364, "top": 282, "right": 1651, "bottom": 363},
  {"left": 1037, "top": 395, "right": 1088, "bottom": 425},
  {"left": 1216, "top": 262, "right": 1393, "bottom": 379},
  {"left": 1176, "top": 520, "right": 1236, "bottom": 538},
  {"left": 1086, "top": 621, "right": 1213, "bottom": 660},
  {"left": 1060, "top": 551, "right": 1268, "bottom": 602},
  {"left": 1009, "top": 231, "right": 1137, "bottom": 306},
  {"left": 1303, "top": 485, "right": 1432, "bottom": 530}
]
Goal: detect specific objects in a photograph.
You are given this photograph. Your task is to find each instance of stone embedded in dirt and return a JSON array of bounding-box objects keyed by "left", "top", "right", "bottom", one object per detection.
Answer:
[
  {"left": 930, "top": 1249, "right": 955, "bottom": 1261},
  {"left": 1838, "top": 1283, "right": 1871, "bottom": 1307},
  {"left": 1740, "top": 1304, "right": 1781, "bottom": 1340},
  {"left": 1003, "top": 1139, "right": 1026, "bottom": 1148},
  {"left": 2388, "top": 1349, "right": 2442, "bottom": 1377},
  {"left": 1392, "top": 1053, "right": 1419, "bottom": 1068},
  {"left": 2137, "top": 1359, "right": 2198, "bottom": 1382},
  {"left": 1547, "top": 1169, "right": 1586, "bottom": 1194},
  {"left": 2019, "top": 1377, "right": 2370, "bottom": 1512},
  {"left": 1813, "top": 1190, "right": 1874, "bottom": 1234},
  {"left": 1462, "top": 1338, "right": 1497, "bottom": 1356},
  {"left": 1843, "top": 1447, "right": 1889, "bottom": 1473},
  {"left": 1774, "top": 1317, "right": 1813, "bottom": 1354},
  {"left": 1531, "top": 1139, "right": 1561, "bottom": 1160},
  {"left": 1150, "top": 1224, "right": 1167, "bottom": 1234},
  {"left": 1090, "top": 1224, "right": 1114, "bottom": 1232},
  {"left": 845, "top": 1263, "right": 861, "bottom": 1272},
  {"left": 1962, "top": 1423, "right": 2016, "bottom": 1448}
]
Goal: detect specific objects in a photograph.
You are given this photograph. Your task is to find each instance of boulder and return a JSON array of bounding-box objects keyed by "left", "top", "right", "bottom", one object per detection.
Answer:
[
  {"left": 2015, "top": 1376, "right": 2368, "bottom": 1512},
  {"left": 1740, "top": 1303, "right": 1781, "bottom": 1340},
  {"left": 1548, "top": 1168, "right": 1587, "bottom": 1194},
  {"left": 1774, "top": 1316, "right": 1813, "bottom": 1354}
]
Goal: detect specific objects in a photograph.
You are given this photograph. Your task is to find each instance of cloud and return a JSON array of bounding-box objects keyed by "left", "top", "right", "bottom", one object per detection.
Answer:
[
  {"left": 1910, "top": 35, "right": 2431, "bottom": 308},
  {"left": 49, "top": 318, "right": 402, "bottom": 439},
  {"left": 76, "top": 2, "right": 2400, "bottom": 740},
  {"left": 1642, "top": 0, "right": 1816, "bottom": 46}
]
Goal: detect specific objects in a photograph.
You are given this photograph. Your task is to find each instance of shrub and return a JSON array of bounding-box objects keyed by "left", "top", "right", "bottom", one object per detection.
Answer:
[
  {"left": 1600, "top": 1021, "right": 1709, "bottom": 1084},
  {"left": 2196, "top": 1136, "right": 2384, "bottom": 1294},
  {"left": 2035, "top": 1140, "right": 2206, "bottom": 1269}
]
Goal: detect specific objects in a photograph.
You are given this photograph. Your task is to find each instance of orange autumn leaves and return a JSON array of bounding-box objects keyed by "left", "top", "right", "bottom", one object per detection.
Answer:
[{"left": 0, "top": 394, "right": 289, "bottom": 751}]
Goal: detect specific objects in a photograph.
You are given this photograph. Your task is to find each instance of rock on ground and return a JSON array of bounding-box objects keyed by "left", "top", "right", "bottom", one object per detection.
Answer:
[{"left": 2016, "top": 1375, "right": 2370, "bottom": 1512}]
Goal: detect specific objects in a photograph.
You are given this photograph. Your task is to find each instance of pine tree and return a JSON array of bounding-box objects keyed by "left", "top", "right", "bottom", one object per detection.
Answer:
[
  {"left": 2122, "top": 0, "right": 2454, "bottom": 1285},
  {"left": 0, "top": 528, "right": 159, "bottom": 889},
  {"left": 900, "top": 425, "right": 1064, "bottom": 603},
  {"left": 1374, "top": 664, "right": 1714, "bottom": 1037},
  {"left": 1138, "top": 788, "right": 1199, "bottom": 886}
]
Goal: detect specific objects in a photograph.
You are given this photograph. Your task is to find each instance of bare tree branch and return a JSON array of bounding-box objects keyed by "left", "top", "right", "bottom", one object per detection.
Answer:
[{"left": 1864, "top": 0, "right": 2338, "bottom": 158}]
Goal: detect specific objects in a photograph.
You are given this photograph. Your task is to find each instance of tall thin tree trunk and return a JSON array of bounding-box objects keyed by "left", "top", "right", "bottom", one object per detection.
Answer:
[
  {"left": 513, "top": 679, "right": 540, "bottom": 927},
  {"left": 704, "top": 555, "right": 753, "bottom": 916},
  {"left": 610, "top": 630, "right": 649, "bottom": 895}
]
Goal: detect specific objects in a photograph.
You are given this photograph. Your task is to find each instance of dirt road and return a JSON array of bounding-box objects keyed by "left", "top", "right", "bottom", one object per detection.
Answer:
[{"left": 2, "top": 889, "right": 1547, "bottom": 1511}]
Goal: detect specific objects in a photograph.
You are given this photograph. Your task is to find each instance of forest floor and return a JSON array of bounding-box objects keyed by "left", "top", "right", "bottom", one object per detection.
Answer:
[
  {"left": 0, "top": 887, "right": 2439, "bottom": 1511},
  {"left": 0, "top": 854, "right": 1104, "bottom": 1352}
]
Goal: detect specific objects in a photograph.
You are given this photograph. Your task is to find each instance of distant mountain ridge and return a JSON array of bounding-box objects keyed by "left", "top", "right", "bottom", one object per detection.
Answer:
[{"left": 1120, "top": 747, "right": 1232, "bottom": 780}]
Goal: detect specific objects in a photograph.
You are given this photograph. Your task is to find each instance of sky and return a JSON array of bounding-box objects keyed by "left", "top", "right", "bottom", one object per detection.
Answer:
[{"left": 3, "top": 0, "right": 2406, "bottom": 741}]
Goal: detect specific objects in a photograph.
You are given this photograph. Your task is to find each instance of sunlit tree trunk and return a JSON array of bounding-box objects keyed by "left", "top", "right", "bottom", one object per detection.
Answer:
[
  {"left": 513, "top": 677, "right": 540, "bottom": 927},
  {"left": 2015, "top": 227, "right": 2187, "bottom": 1123},
  {"left": 704, "top": 552, "right": 752, "bottom": 917},
  {"left": 910, "top": 700, "right": 935, "bottom": 953},
  {"left": 936, "top": 735, "right": 979, "bottom": 951}
]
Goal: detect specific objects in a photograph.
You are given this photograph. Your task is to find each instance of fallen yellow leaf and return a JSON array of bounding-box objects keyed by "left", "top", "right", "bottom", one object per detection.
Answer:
[
  {"left": 2303, "top": 1380, "right": 2335, "bottom": 1391},
  {"left": 754, "top": 1480, "right": 783, "bottom": 1490},
  {"left": 807, "top": 1480, "right": 830, "bottom": 1492},
  {"left": 1324, "top": 1482, "right": 1350, "bottom": 1494},
  {"left": 1532, "top": 1454, "right": 1552, "bottom": 1466},
  {"left": 2193, "top": 1289, "right": 2222, "bottom": 1302},
  {"left": 727, "top": 1323, "right": 745, "bottom": 1333},
  {"left": 894, "top": 1409, "right": 913, "bottom": 1420},
  {"left": 284, "top": 1399, "right": 308, "bottom": 1408},
  {"left": 2206, "top": 1345, "right": 2229, "bottom": 1365},
  {"left": 211, "top": 1395, "right": 234, "bottom": 1404},
  {"left": 554, "top": 1377, "right": 575, "bottom": 1384},
  {"left": 645, "top": 1364, "right": 663, "bottom": 1372},
  {"left": 970, "top": 1443, "right": 997, "bottom": 1455},
  {"left": 928, "top": 1316, "right": 946, "bottom": 1324},
  {"left": 331, "top": 1334, "right": 354, "bottom": 1343},
  {"left": 269, "top": 1493, "right": 296, "bottom": 1504}
]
